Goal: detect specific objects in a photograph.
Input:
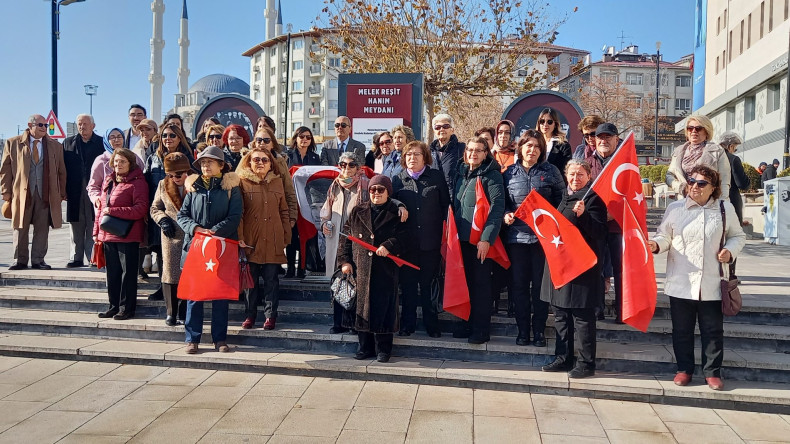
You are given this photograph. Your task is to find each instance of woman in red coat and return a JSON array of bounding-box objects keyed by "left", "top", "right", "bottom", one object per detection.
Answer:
[{"left": 93, "top": 148, "right": 149, "bottom": 320}]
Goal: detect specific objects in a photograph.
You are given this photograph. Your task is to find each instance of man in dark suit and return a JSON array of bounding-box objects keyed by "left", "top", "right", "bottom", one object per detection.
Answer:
[
  {"left": 63, "top": 114, "right": 105, "bottom": 267},
  {"left": 320, "top": 116, "right": 366, "bottom": 166}
]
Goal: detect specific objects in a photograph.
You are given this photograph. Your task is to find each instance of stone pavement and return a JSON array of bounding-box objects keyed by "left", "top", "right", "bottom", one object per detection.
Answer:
[{"left": 0, "top": 356, "right": 789, "bottom": 444}]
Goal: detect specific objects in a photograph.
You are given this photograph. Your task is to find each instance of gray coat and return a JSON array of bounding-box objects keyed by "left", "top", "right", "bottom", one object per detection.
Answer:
[
  {"left": 320, "top": 137, "right": 366, "bottom": 166},
  {"left": 150, "top": 178, "right": 189, "bottom": 284}
]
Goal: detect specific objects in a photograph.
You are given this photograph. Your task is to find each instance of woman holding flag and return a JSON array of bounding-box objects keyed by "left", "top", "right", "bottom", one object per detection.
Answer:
[{"left": 451, "top": 136, "right": 504, "bottom": 344}]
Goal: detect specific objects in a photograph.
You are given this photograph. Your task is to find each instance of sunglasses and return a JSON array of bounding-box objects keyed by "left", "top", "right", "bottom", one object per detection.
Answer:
[
  {"left": 207, "top": 134, "right": 222, "bottom": 140},
  {"left": 255, "top": 137, "right": 272, "bottom": 144},
  {"left": 334, "top": 122, "right": 349, "bottom": 128},
  {"left": 539, "top": 119, "right": 554, "bottom": 125},
  {"left": 379, "top": 139, "right": 393, "bottom": 145},
  {"left": 166, "top": 172, "right": 187, "bottom": 179},
  {"left": 298, "top": 134, "right": 312, "bottom": 139},
  {"left": 32, "top": 122, "right": 47, "bottom": 128},
  {"left": 338, "top": 161, "right": 358, "bottom": 169},
  {"left": 686, "top": 125, "right": 704, "bottom": 132},
  {"left": 583, "top": 132, "right": 596, "bottom": 139},
  {"left": 369, "top": 186, "right": 387, "bottom": 194},
  {"left": 687, "top": 177, "right": 710, "bottom": 188},
  {"left": 161, "top": 133, "right": 178, "bottom": 139},
  {"left": 433, "top": 123, "right": 452, "bottom": 130},
  {"left": 251, "top": 157, "right": 270, "bottom": 164}
]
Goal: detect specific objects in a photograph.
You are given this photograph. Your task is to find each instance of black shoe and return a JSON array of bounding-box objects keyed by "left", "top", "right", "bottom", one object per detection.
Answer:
[
  {"left": 452, "top": 329, "right": 471, "bottom": 339},
  {"left": 113, "top": 311, "right": 133, "bottom": 320},
  {"left": 284, "top": 269, "right": 295, "bottom": 278},
  {"left": 31, "top": 262, "right": 52, "bottom": 270},
  {"left": 516, "top": 335, "right": 529, "bottom": 346},
  {"left": 329, "top": 326, "right": 349, "bottom": 334},
  {"left": 147, "top": 289, "right": 164, "bottom": 301},
  {"left": 98, "top": 309, "right": 119, "bottom": 318},
  {"left": 397, "top": 329, "right": 411, "bottom": 337},
  {"left": 165, "top": 316, "right": 177, "bottom": 326},
  {"left": 7, "top": 263, "right": 27, "bottom": 271},
  {"left": 138, "top": 270, "right": 149, "bottom": 279},
  {"left": 377, "top": 353, "right": 391, "bottom": 363},
  {"left": 467, "top": 335, "right": 489, "bottom": 344},
  {"left": 354, "top": 351, "right": 376, "bottom": 360},
  {"left": 427, "top": 331, "right": 442, "bottom": 338},
  {"left": 296, "top": 269, "right": 306, "bottom": 279},
  {"left": 542, "top": 357, "right": 573, "bottom": 372},
  {"left": 533, "top": 333, "right": 546, "bottom": 347},
  {"left": 66, "top": 261, "right": 84, "bottom": 268},
  {"left": 568, "top": 366, "right": 595, "bottom": 379},
  {"left": 277, "top": 267, "right": 285, "bottom": 275}
]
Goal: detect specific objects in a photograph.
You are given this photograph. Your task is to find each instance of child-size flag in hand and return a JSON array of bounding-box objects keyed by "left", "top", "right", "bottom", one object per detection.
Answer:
[
  {"left": 469, "top": 177, "right": 510, "bottom": 269},
  {"left": 442, "top": 207, "right": 471, "bottom": 320},
  {"left": 621, "top": 203, "right": 657, "bottom": 332},
  {"left": 514, "top": 190, "right": 597, "bottom": 289},
  {"left": 179, "top": 232, "right": 241, "bottom": 301}
]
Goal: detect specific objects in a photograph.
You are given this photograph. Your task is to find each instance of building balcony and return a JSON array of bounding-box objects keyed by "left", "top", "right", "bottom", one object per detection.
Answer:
[
  {"left": 309, "top": 106, "right": 321, "bottom": 118},
  {"left": 309, "top": 65, "right": 322, "bottom": 77},
  {"left": 308, "top": 86, "right": 322, "bottom": 97},
  {"left": 310, "top": 44, "right": 323, "bottom": 53}
]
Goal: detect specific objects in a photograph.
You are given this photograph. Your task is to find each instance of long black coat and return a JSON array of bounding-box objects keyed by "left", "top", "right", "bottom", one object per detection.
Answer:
[
  {"left": 540, "top": 184, "right": 607, "bottom": 309},
  {"left": 392, "top": 168, "right": 450, "bottom": 254},
  {"left": 337, "top": 199, "right": 406, "bottom": 333},
  {"left": 63, "top": 133, "right": 104, "bottom": 222}
]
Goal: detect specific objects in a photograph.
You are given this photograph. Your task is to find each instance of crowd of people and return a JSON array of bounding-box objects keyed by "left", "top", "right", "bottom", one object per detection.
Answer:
[{"left": 0, "top": 106, "right": 747, "bottom": 388}]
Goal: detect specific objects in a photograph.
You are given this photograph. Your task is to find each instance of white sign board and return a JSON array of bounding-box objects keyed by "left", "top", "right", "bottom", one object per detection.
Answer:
[{"left": 351, "top": 118, "right": 403, "bottom": 149}]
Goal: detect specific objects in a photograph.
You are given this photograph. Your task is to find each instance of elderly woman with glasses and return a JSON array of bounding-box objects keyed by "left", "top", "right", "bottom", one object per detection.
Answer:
[
  {"left": 667, "top": 115, "right": 731, "bottom": 199},
  {"left": 649, "top": 165, "right": 745, "bottom": 390},
  {"left": 222, "top": 124, "right": 251, "bottom": 171},
  {"left": 536, "top": 108, "right": 572, "bottom": 177},
  {"left": 429, "top": 114, "right": 465, "bottom": 191},
  {"left": 251, "top": 126, "right": 297, "bottom": 228}
]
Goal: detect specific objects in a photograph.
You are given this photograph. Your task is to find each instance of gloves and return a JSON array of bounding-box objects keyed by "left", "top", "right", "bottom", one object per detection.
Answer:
[{"left": 158, "top": 217, "right": 177, "bottom": 238}]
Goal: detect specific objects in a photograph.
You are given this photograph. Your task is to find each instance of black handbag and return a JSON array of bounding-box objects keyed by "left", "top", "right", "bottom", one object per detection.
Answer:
[
  {"left": 99, "top": 181, "right": 134, "bottom": 238},
  {"left": 718, "top": 201, "right": 742, "bottom": 316}
]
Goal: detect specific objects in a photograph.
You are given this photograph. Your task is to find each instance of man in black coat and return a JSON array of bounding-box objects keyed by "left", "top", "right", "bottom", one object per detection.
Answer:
[
  {"left": 63, "top": 114, "right": 104, "bottom": 267},
  {"left": 429, "top": 113, "right": 465, "bottom": 191}
]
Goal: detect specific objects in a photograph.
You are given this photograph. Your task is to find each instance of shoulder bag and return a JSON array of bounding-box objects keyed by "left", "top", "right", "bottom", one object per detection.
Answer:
[
  {"left": 100, "top": 181, "right": 134, "bottom": 238},
  {"left": 719, "top": 200, "right": 742, "bottom": 316},
  {"left": 330, "top": 268, "right": 356, "bottom": 310}
]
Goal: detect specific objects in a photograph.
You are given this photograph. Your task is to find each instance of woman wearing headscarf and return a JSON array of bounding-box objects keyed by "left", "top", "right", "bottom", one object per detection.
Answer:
[
  {"left": 536, "top": 108, "right": 572, "bottom": 177},
  {"left": 87, "top": 128, "right": 144, "bottom": 206},
  {"left": 285, "top": 126, "right": 321, "bottom": 278},
  {"left": 177, "top": 146, "right": 242, "bottom": 354},
  {"left": 222, "top": 124, "right": 251, "bottom": 171},
  {"left": 718, "top": 131, "right": 749, "bottom": 224},
  {"left": 666, "top": 114, "right": 731, "bottom": 199},
  {"left": 338, "top": 174, "right": 407, "bottom": 362},
  {"left": 492, "top": 120, "right": 517, "bottom": 172},
  {"left": 237, "top": 148, "right": 290, "bottom": 330},
  {"left": 150, "top": 152, "right": 193, "bottom": 326}
]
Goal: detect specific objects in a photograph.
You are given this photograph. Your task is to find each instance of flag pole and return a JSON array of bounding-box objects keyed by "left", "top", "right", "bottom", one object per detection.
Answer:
[{"left": 582, "top": 131, "right": 634, "bottom": 201}]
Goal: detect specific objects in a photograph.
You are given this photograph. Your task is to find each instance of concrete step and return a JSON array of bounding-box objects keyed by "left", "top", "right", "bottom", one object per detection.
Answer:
[
  {"left": 0, "top": 307, "right": 789, "bottom": 384},
  {"left": 0, "top": 332, "right": 788, "bottom": 413}
]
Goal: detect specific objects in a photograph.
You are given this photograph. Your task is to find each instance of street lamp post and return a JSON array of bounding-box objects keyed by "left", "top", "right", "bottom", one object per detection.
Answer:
[
  {"left": 654, "top": 41, "right": 661, "bottom": 165},
  {"left": 50, "top": 0, "right": 86, "bottom": 117},
  {"left": 84, "top": 84, "right": 97, "bottom": 115}
]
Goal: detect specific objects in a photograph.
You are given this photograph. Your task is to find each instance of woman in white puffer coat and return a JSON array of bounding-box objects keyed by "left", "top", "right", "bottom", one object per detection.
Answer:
[{"left": 649, "top": 165, "right": 745, "bottom": 392}]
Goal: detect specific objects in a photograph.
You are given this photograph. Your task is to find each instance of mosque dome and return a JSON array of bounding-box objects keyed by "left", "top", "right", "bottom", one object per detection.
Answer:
[{"left": 188, "top": 74, "right": 250, "bottom": 96}]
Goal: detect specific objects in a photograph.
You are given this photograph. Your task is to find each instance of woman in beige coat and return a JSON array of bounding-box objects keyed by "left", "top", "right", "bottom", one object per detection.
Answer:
[
  {"left": 666, "top": 115, "right": 731, "bottom": 199},
  {"left": 149, "top": 152, "right": 193, "bottom": 326}
]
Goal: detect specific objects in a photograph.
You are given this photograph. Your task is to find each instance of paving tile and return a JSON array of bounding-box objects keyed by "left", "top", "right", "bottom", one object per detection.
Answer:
[
  {"left": 405, "top": 410, "right": 473, "bottom": 444},
  {"left": 267, "top": 435, "right": 336, "bottom": 444},
  {"left": 606, "top": 430, "right": 677, "bottom": 444},
  {"left": 275, "top": 407, "right": 350, "bottom": 437},
  {"left": 0, "top": 356, "right": 30, "bottom": 373},
  {"left": 437, "top": 360, "right": 568, "bottom": 389},
  {"left": 125, "top": 384, "right": 195, "bottom": 402},
  {"left": 198, "top": 433, "right": 270, "bottom": 444},
  {"left": 715, "top": 409, "right": 790, "bottom": 441},
  {"left": 344, "top": 406, "right": 411, "bottom": 433},
  {"left": 296, "top": 378, "right": 364, "bottom": 410},
  {"left": 57, "top": 435, "right": 130, "bottom": 444},
  {"left": 0, "top": 384, "right": 24, "bottom": 399},
  {"left": 355, "top": 381, "right": 418, "bottom": 410},
  {"left": 267, "top": 353, "right": 370, "bottom": 373},
  {"left": 664, "top": 422, "right": 745, "bottom": 444},
  {"left": 530, "top": 393, "right": 595, "bottom": 415},
  {"left": 474, "top": 416, "right": 540, "bottom": 444},
  {"left": 540, "top": 435, "right": 610, "bottom": 444},
  {"left": 474, "top": 389, "right": 534, "bottom": 418},
  {"left": 56, "top": 361, "right": 121, "bottom": 377},
  {"left": 366, "top": 357, "right": 443, "bottom": 379},
  {"left": 49, "top": 380, "right": 144, "bottom": 412},
  {"left": 247, "top": 381, "right": 309, "bottom": 398},
  {"left": 174, "top": 385, "right": 250, "bottom": 410},
  {"left": 535, "top": 410, "right": 607, "bottom": 437},
  {"left": 0, "top": 334, "right": 103, "bottom": 355},
  {"left": 591, "top": 399, "right": 668, "bottom": 433},
  {"left": 79, "top": 340, "right": 183, "bottom": 360},
  {"left": 100, "top": 364, "right": 168, "bottom": 382},
  {"left": 651, "top": 404, "right": 726, "bottom": 425},
  {"left": 200, "top": 370, "right": 262, "bottom": 388},
  {"left": 128, "top": 407, "right": 226, "bottom": 444},
  {"left": 258, "top": 374, "right": 315, "bottom": 386},
  {"left": 149, "top": 367, "right": 215, "bottom": 386},
  {"left": 3, "top": 374, "right": 96, "bottom": 403},
  {"left": 336, "top": 429, "right": 405, "bottom": 444},
  {"left": 0, "top": 410, "right": 95, "bottom": 444},
  {"left": 72, "top": 400, "right": 174, "bottom": 436},
  {"left": 0, "top": 401, "right": 50, "bottom": 433},
  {"left": 569, "top": 372, "right": 663, "bottom": 396},
  {"left": 209, "top": 395, "right": 296, "bottom": 435},
  {"left": 413, "top": 385, "right": 473, "bottom": 413},
  {"left": 0, "top": 358, "right": 74, "bottom": 385}
]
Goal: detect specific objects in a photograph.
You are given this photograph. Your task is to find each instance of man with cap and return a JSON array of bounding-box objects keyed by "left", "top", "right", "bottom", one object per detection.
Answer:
[
  {"left": 0, "top": 114, "right": 67, "bottom": 270},
  {"left": 761, "top": 158, "right": 779, "bottom": 187},
  {"left": 63, "top": 114, "right": 105, "bottom": 268}
]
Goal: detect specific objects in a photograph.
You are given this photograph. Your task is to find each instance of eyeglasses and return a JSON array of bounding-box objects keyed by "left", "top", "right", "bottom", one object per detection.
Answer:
[
  {"left": 129, "top": 112, "right": 145, "bottom": 118},
  {"left": 686, "top": 125, "right": 704, "bottom": 132},
  {"left": 161, "top": 133, "right": 178, "bottom": 139},
  {"left": 433, "top": 123, "right": 452, "bottom": 130},
  {"left": 166, "top": 172, "right": 187, "bottom": 179},
  {"left": 334, "top": 122, "right": 349, "bottom": 128},
  {"left": 404, "top": 152, "right": 423, "bottom": 157},
  {"left": 227, "top": 137, "right": 243, "bottom": 142},
  {"left": 379, "top": 139, "right": 393, "bottom": 145},
  {"left": 465, "top": 148, "right": 486, "bottom": 154},
  {"left": 338, "top": 161, "right": 358, "bottom": 169},
  {"left": 32, "top": 122, "right": 47, "bottom": 128},
  {"left": 583, "top": 132, "right": 596, "bottom": 139},
  {"left": 255, "top": 137, "right": 272, "bottom": 144},
  {"left": 688, "top": 177, "right": 710, "bottom": 188},
  {"left": 251, "top": 157, "right": 270, "bottom": 164},
  {"left": 369, "top": 186, "right": 387, "bottom": 194},
  {"left": 108, "top": 135, "right": 124, "bottom": 140},
  {"left": 539, "top": 119, "right": 554, "bottom": 125},
  {"left": 207, "top": 134, "right": 222, "bottom": 140},
  {"left": 298, "top": 134, "right": 312, "bottom": 140}
]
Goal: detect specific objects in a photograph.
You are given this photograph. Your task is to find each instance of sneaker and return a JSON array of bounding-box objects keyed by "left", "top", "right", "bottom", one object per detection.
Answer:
[
  {"left": 214, "top": 342, "right": 230, "bottom": 353},
  {"left": 542, "top": 357, "right": 573, "bottom": 372},
  {"left": 568, "top": 366, "right": 595, "bottom": 379},
  {"left": 673, "top": 372, "right": 692, "bottom": 386},
  {"left": 186, "top": 343, "right": 199, "bottom": 354},
  {"left": 241, "top": 318, "right": 255, "bottom": 329}
]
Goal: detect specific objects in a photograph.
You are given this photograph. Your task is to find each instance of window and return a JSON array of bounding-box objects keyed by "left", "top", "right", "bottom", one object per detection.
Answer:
[
  {"left": 328, "top": 58, "right": 341, "bottom": 67},
  {"left": 329, "top": 78, "right": 338, "bottom": 88},
  {"left": 254, "top": 71, "right": 261, "bottom": 82},
  {"left": 269, "top": 86, "right": 276, "bottom": 96},
  {"left": 726, "top": 107, "right": 736, "bottom": 130},
  {"left": 627, "top": 97, "right": 642, "bottom": 108},
  {"left": 292, "top": 101, "right": 303, "bottom": 112},
  {"left": 292, "top": 80, "right": 303, "bottom": 92},
  {"left": 293, "top": 40, "right": 304, "bottom": 50},
  {"left": 602, "top": 72, "right": 618, "bottom": 83},
  {"left": 768, "top": 83, "right": 781, "bottom": 113},
  {"left": 675, "top": 99, "right": 691, "bottom": 111},
  {"left": 329, "top": 100, "right": 338, "bottom": 109},
  {"left": 729, "top": 31, "right": 733, "bottom": 62},
  {"left": 625, "top": 73, "right": 643, "bottom": 85},
  {"left": 761, "top": 2, "right": 765, "bottom": 38},
  {"left": 745, "top": 95, "right": 756, "bottom": 122},
  {"left": 740, "top": 20, "right": 745, "bottom": 53},
  {"left": 270, "top": 47, "right": 277, "bottom": 58},
  {"left": 659, "top": 98, "right": 667, "bottom": 109},
  {"left": 675, "top": 76, "right": 692, "bottom": 87},
  {"left": 254, "top": 90, "right": 260, "bottom": 101},
  {"left": 716, "top": 56, "right": 720, "bottom": 74},
  {"left": 292, "top": 122, "right": 302, "bottom": 132},
  {"left": 748, "top": 13, "right": 752, "bottom": 48},
  {"left": 570, "top": 56, "right": 579, "bottom": 64},
  {"left": 269, "top": 106, "right": 275, "bottom": 115},
  {"left": 717, "top": 16, "right": 721, "bottom": 35},
  {"left": 769, "top": 0, "right": 774, "bottom": 31},
  {"left": 293, "top": 60, "right": 303, "bottom": 70}
]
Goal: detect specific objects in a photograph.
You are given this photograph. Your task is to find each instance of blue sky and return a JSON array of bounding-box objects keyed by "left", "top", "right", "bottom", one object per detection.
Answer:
[{"left": 0, "top": 0, "right": 693, "bottom": 141}]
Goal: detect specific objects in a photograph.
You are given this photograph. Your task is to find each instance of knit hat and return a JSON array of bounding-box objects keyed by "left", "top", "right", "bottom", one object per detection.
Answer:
[
  {"left": 773, "top": 159, "right": 780, "bottom": 166},
  {"left": 164, "top": 152, "right": 191, "bottom": 173},
  {"left": 368, "top": 174, "right": 393, "bottom": 196}
]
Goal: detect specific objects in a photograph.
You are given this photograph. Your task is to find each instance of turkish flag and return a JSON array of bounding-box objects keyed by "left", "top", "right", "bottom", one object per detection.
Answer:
[
  {"left": 590, "top": 132, "right": 647, "bottom": 234},
  {"left": 514, "top": 190, "right": 597, "bottom": 289},
  {"left": 468, "top": 177, "right": 511, "bottom": 269},
  {"left": 442, "top": 207, "right": 471, "bottom": 320},
  {"left": 621, "top": 203, "right": 657, "bottom": 332},
  {"left": 178, "top": 232, "right": 241, "bottom": 301}
]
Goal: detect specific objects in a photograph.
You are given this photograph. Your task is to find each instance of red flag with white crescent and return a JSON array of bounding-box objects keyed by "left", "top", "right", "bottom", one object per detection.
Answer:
[
  {"left": 514, "top": 190, "right": 597, "bottom": 289},
  {"left": 590, "top": 132, "right": 647, "bottom": 234},
  {"left": 178, "top": 232, "right": 240, "bottom": 301},
  {"left": 621, "top": 203, "right": 657, "bottom": 332},
  {"left": 469, "top": 177, "right": 511, "bottom": 269},
  {"left": 442, "top": 206, "right": 471, "bottom": 320}
]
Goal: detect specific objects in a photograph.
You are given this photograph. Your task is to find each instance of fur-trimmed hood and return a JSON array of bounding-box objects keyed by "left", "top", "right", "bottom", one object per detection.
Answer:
[
  {"left": 185, "top": 172, "right": 240, "bottom": 193},
  {"left": 236, "top": 166, "right": 280, "bottom": 184}
]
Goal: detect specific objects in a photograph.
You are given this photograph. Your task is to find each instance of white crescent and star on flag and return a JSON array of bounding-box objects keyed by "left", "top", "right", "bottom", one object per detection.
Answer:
[
  {"left": 611, "top": 163, "right": 644, "bottom": 206},
  {"left": 200, "top": 235, "right": 227, "bottom": 273},
  {"left": 531, "top": 209, "right": 564, "bottom": 249}
]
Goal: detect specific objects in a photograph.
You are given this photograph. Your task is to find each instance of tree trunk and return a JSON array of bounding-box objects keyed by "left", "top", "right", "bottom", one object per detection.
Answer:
[{"left": 424, "top": 94, "right": 435, "bottom": 143}]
